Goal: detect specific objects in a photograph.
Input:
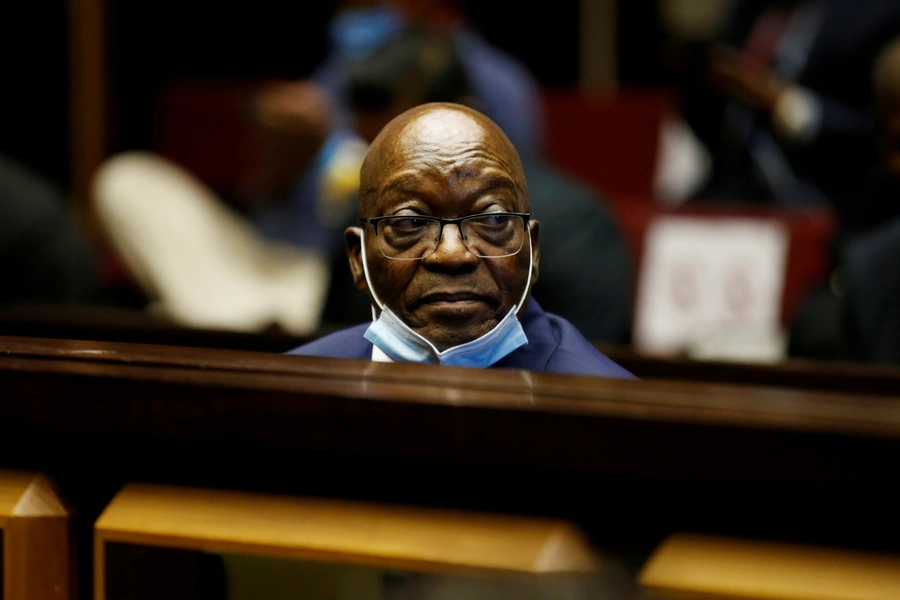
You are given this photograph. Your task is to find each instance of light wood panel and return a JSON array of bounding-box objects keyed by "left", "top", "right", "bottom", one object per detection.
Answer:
[
  {"left": 640, "top": 533, "right": 900, "bottom": 600},
  {"left": 95, "top": 483, "right": 601, "bottom": 599},
  {"left": 0, "top": 471, "right": 74, "bottom": 600},
  {"left": 580, "top": 0, "right": 617, "bottom": 88},
  {"left": 68, "top": 0, "right": 108, "bottom": 242}
]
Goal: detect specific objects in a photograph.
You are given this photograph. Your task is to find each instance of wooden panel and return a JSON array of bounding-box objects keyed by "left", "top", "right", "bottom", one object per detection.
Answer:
[
  {"left": 0, "top": 336, "right": 898, "bottom": 595},
  {"left": 2, "top": 335, "right": 900, "bottom": 490},
  {"left": 0, "top": 306, "right": 304, "bottom": 353},
  {"left": 0, "top": 471, "right": 74, "bottom": 600},
  {"left": 2, "top": 310, "right": 899, "bottom": 395},
  {"left": 599, "top": 346, "right": 900, "bottom": 396},
  {"left": 640, "top": 533, "right": 900, "bottom": 600},
  {"left": 0, "top": 335, "right": 897, "bottom": 436},
  {"left": 580, "top": 0, "right": 617, "bottom": 88},
  {"left": 95, "top": 483, "right": 600, "bottom": 578},
  {"left": 68, "top": 0, "right": 108, "bottom": 241},
  {"left": 0, "top": 471, "right": 48, "bottom": 519}
]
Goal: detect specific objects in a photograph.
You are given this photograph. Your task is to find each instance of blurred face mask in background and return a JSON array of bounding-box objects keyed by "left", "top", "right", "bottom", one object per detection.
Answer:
[{"left": 329, "top": 6, "right": 404, "bottom": 59}]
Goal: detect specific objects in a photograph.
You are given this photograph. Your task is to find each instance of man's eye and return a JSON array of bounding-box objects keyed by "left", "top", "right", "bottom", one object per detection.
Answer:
[
  {"left": 477, "top": 214, "right": 513, "bottom": 228},
  {"left": 389, "top": 218, "right": 430, "bottom": 232}
]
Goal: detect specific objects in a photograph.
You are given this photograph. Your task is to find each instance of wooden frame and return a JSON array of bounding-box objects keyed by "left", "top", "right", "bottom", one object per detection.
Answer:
[
  {"left": 3, "top": 335, "right": 900, "bottom": 488},
  {"left": 68, "top": 0, "right": 108, "bottom": 241},
  {"left": 639, "top": 533, "right": 900, "bottom": 600},
  {"left": 0, "top": 471, "right": 74, "bottom": 600},
  {"left": 94, "top": 483, "right": 601, "bottom": 599},
  {"left": 2, "top": 335, "right": 900, "bottom": 596}
]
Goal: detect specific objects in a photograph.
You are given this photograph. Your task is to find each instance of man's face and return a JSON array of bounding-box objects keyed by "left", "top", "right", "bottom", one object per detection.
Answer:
[{"left": 347, "top": 106, "right": 539, "bottom": 351}]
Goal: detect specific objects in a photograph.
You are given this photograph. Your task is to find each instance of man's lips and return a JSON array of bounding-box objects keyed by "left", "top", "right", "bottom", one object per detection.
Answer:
[{"left": 413, "top": 292, "right": 496, "bottom": 309}]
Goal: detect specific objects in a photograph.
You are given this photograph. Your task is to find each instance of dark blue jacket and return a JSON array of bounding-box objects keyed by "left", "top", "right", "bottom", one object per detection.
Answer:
[{"left": 288, "top": 300, "right": 634, "bottom": 378}]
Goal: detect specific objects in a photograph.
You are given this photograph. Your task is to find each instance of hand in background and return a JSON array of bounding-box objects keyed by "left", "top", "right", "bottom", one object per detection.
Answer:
[{"left": 707, "top": 44, "right": 788, "bottom": 115}]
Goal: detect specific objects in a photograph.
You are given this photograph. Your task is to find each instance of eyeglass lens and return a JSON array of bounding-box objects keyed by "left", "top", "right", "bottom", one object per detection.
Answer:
[{"left": 377, "top": 215, "right": 526, "bottom": 260}]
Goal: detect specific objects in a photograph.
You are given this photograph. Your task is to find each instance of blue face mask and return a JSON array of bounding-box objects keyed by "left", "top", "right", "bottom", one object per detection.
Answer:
[
  {"left": 356, "top": 227, "right": 533, "bottom": 368},
  {"left": 364, "top": 303, "right": 527, "bottom": 367},
  {"left": 329, "top": 6, "right": 403, "bottom": 60}
]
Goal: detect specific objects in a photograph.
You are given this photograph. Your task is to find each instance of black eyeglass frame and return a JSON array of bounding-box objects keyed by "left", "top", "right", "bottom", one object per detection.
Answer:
[
  {"left": 359, "top": 212, "right": 532, "bottom": 237},
  {"left": 358, "top": 212, "right": 532, "bottom": 259}
]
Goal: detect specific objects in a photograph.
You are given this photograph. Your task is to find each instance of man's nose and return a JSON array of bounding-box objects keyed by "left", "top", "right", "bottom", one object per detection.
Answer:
[{"left": 423, "top": 224, "right": 479, "bottom": 268}]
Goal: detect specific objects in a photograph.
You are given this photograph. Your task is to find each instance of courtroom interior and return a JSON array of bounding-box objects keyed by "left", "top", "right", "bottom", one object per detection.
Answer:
[{"left": 3, "top": 1, "right": 900, "bottom": 599}]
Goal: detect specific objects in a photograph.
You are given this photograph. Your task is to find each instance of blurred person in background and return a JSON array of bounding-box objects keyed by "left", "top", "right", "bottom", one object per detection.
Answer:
[
  {"left": 0, "top": 153, "right": 100, "bottom": 306},
  {"left": 247, "top": 0, "right": 546, "bottom": 265},
  {"left": 838, "top": 35, "right": 900, "bottom": 240},
  {"left": 836, "top": 36, "right": 900, "bottom": 365},
  {"left": 680, "top": 0, "right": 900, "bottom": 207},
  {"left": 249, "top": 80, "right": 368, "bottom": 258},
  {"left": 789, "top": 35, "right": 900, "bottom": 363},
  {"left": 308, "top": 0, "right": 544, "bottom": 155}
]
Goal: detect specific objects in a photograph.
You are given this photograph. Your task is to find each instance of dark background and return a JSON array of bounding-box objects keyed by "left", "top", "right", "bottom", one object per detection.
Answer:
[{"left": 1, "top": 1, "right": 667, "bottom": 189}]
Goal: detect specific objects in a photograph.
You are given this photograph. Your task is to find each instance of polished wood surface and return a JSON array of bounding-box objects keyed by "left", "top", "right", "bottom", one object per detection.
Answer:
[
  {"left": 2, "top": 334, "right": 900, "bottom": 486},
  {"left": 4, "top": 308, "right": 900, "bottom": 395},
  {"left": 95, "top": 481, "right": 599, "bottom": 600},
  {"left": 0, "top": 306, "right": 304, "bottom": 353},
  {"left": 2, "top": 334, "right": 900, "bottom": 596},
  {"left": 601, "top": 346, "right": 900, "bottom": 396},
  {"left": 640, "top": 533, "right": 900, "bottom": 600},
  {"left": 0, "top": 470, "right": 74, "bottom": 600}
]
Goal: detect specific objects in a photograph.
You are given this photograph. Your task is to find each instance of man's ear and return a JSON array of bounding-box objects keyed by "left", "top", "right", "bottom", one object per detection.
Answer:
[
  {"left": 529, "top": 219, "right": 540, "bottom": 287},
  {"left": 345, "top": 226, "right": 369, "bottom": 294}
]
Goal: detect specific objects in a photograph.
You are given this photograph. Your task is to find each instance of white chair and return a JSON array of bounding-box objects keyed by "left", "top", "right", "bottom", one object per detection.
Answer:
[{"left": 93, "top": 152, "right": 329, "bottom": 334}]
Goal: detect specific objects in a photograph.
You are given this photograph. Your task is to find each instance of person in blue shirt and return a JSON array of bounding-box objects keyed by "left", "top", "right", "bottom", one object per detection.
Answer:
[{"left": 289, "top": 103, "right": 632, "bottom": 378}]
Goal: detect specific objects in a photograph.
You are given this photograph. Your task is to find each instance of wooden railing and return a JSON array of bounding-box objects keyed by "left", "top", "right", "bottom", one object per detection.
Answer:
[
  {"left": 2, "top": 334, "right": 900, "bottom": 597},
  {"left": 2, "top": 307, "right": 898, "bottom": 394}
]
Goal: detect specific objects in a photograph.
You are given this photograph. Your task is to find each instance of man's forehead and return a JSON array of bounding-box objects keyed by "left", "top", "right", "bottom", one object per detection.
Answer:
[
  {"left": 359, "top": 104, "right": 528, "bottom": 214},
  {"left": 396, "top": 108, "right": 488, "bottom": 148},
  {"left": 369, "top": 107, "right": 521, "bottom": 182},
  {"left": 385, "top": 109, "right": 517, "bottom": 173}
]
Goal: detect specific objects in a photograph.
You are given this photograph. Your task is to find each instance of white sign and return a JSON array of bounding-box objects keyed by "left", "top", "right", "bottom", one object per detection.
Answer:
[{"left": 633, "top": 216, "right": 789, "bottom": 361}]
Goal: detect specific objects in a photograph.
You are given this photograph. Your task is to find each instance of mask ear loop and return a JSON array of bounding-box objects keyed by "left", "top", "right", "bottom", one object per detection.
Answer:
[
  {"left": 515, "top": 222, "right": 534, "bottom": 316},
  {"left": 354, "top": 226, "right": 386, "bottom": 321}
]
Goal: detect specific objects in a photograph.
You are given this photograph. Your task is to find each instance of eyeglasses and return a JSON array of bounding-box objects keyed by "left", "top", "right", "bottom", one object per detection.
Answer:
[{"left": 359, "top": 212, "right": 531, "bottom": 260}]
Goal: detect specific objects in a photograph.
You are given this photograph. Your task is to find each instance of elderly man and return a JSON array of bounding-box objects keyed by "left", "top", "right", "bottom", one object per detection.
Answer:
[{"left": 289, "top": 103, "right": 631, "bottom": 377}]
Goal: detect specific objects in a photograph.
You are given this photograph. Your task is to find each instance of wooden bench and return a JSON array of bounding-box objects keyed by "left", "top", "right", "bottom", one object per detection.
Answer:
[
  {"left": 0, "top": 470, "right": 74, "bottom": 600},
  {"left": 2, "top": 334, "right": 900, "bottom": 488},
  {"left": 640, "top": 533, "right": 900, "bottom": 600},
  {"left": 95, "top": 482, "right": 601, "bottom": 599},
  {"left": 2, "top": 335, "right": 900, "bottom": 595},
  {"left": 2, "top": 310, "right": 899, "bottom": 394}
]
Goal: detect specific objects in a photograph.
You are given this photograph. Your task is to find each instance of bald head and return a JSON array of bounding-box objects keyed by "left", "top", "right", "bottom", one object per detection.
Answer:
[{"left": 359, "top": 103, "right": 528, "bottom": 211}]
